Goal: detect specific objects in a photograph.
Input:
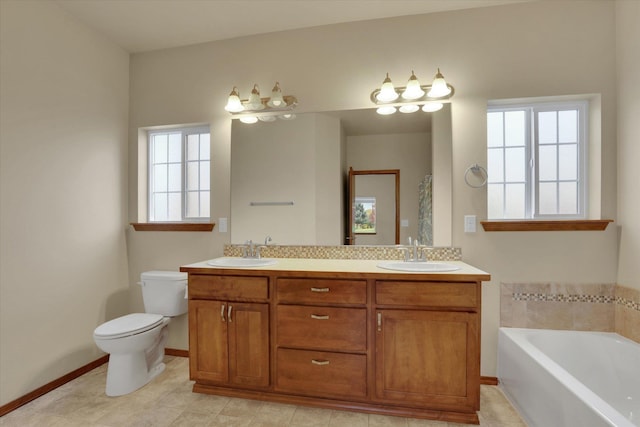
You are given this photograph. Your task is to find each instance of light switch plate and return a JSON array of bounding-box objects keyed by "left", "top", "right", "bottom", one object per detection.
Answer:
[
  {"left": 400, "top": 219, "right": 409, "bottom": 227},
  {"left": 464, "top": 215, "right": 476, "bottom": 233},
  {"left": 218, "top": 217, "right": 228, "bottom": 233}
]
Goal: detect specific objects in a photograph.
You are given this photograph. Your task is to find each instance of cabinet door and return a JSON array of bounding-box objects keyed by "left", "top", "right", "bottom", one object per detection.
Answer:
[
  {"left": 227, "top": 302, "right": 270, "bottom": 388},
  {"left": 189, "top": 300, "right": 229, "bottom": 383},
  {"left": 375, "top": 310, "right": 479, "bottom": 411}
]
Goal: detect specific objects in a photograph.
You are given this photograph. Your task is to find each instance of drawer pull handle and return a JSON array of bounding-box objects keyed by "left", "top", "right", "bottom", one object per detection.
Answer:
[
  {"left": 377, "top": 312, "right": 382, "bottom": 331},
  {"left": 221, "top": 304, "right": 226, "bottom": 322},
  {"left": 228, "top": 305, "right": 233, "bottom": 322},
  {"left": 311, "top": 314, "right": 329, "bottom": 320},
  {"left": 311, "top": 359, "right": 330, "bottom": 366},
  {"left": 310, "top": 287, "right": 330, "bottom": 293}
]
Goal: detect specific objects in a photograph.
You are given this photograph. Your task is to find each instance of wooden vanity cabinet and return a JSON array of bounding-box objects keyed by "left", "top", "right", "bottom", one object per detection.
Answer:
[
  {"left": 183, "top": 264, "right": 488, "bottom": 425},
  {"left": 188, "top": 274, "right": 269, "bottom": 389}
]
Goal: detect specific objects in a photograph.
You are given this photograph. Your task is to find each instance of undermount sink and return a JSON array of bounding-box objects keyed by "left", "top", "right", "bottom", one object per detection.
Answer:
[
  {"left": 206, "top": 257, "right": 277, "bottom": 268},
  {"left": 377, "top": 261, "right": 460, "bottom": 272}
]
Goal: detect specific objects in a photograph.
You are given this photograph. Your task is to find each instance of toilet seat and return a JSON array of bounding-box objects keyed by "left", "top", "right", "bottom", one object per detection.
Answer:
[{"left": 94, "top": 313, "right": 164, "bottom": 339}]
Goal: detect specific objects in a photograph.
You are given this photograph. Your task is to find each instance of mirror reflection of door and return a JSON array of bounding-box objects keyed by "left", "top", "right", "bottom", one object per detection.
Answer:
[{"left": 347, "top": 168, "right": 399, "bottom": 245}]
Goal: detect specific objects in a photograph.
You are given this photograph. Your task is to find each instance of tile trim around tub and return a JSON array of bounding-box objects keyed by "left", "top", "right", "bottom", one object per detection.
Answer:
[
  {"left": 512, "top": 292, "right": 616, "bottom": 304},
  {"left": 505, "top": 285, "right": 639, "bottom": 312},
  {"left": 501, "top": 282, "right": 640, "bottom": 343},
  {"left": 616, "top": 295, "right": 640, "bottom": 312}
]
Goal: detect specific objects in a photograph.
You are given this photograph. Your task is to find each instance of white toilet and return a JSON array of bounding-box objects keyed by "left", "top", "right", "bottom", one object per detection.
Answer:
[{"left": 93, "top": 271, "right": 188, "bottom": 396}]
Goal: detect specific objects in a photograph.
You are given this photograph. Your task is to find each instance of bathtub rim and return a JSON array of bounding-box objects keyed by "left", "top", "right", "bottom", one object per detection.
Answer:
[{"left": 498, "top": 327, "right": 637, "bottom": 427}]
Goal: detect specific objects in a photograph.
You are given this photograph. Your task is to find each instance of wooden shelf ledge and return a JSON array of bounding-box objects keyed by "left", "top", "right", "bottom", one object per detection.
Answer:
[
  {"left": 480, "top": 220, "right": 612, "bottom": 232},
  {"left": 130, "top": 223, "right": 215, "bottom": 232}
]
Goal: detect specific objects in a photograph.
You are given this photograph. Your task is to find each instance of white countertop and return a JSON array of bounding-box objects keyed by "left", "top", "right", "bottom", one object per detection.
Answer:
[{"left": 181, "top": 258, "right": 490, "bottom": 279}]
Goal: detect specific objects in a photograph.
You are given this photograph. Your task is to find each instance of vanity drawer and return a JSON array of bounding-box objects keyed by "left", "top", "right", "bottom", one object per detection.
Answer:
[
  {"left": 188, "top": 274, "right": 268, "bottom": 300},
  {"left": 376, "top": 281, "right": 478, "bottom": 308},
  {"left": 276, "top": 348, "right": 367, "bottom": 398},
  {"left": 276, "top": 305, "right": 366, "bottom": 352},
  {"left": 276, "top": 278, "right": 366, "bottom": 305}
]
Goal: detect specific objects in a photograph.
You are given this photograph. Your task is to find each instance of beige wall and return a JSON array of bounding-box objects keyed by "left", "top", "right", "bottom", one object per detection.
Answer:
[
  {"left": 0, "top": 1, "right": 129, "bottom": 406},
  {"left": 127, "top": 0, "right": 622, "bottom": 377},
  {"left": 615, "top": 0, "right": 640, "bottom": 292}
]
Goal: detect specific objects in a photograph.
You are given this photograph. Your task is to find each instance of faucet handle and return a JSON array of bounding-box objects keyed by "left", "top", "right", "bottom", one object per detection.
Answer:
[
  {"left": 418, "top": 246, "right": 431, "bottom": 261},
  {"left": 255, "top": 245, "right": 268, "bottom": 259},
  {"left": 399, "top": 247, "right": 410, "bottom": 262}
]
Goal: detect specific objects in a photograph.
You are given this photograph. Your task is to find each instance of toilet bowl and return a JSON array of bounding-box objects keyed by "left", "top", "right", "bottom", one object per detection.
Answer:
[{"left": 93, "top": 271, "right": 188, "bottom": 396}]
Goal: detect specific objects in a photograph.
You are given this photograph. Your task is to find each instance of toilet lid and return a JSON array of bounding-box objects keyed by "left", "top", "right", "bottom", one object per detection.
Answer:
[{"left": 94, "top": 313, "right": 164, "bottom": 339}]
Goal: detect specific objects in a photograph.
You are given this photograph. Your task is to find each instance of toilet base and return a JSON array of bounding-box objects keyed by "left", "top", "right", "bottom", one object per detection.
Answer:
[
  {"left": 104, "top": 325, "right": 169, "bottom": 396},
  {"left": 105, "top": 355, "right": 166, "bottom": 396}
]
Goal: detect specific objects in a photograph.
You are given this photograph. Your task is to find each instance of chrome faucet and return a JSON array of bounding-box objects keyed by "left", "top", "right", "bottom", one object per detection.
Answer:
[
  {"left": 242, "top": 239, "right": 268, "bottom": 259},
  {"left": 242, "top": 240, "right": 256, "bottom": 258},
  {"left": 402, "top": 237, "right": 426, "bottom": 262}
]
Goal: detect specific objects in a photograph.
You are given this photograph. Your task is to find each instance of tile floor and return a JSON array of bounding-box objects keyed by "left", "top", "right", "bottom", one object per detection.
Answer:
[{"left": 0, "top": 356, "right": 526, "bottom": 427}]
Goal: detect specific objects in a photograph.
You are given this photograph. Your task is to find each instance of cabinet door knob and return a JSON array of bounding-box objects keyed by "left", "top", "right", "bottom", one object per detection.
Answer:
[
  {"left": 310, "top": 314, "right": 329, "bottom": 320},
  {"left": 311, "top": 359, "right": 330, "bottom": 366},
  {"left": 310, "top": 287, "right": 330, "bottom": 293}
]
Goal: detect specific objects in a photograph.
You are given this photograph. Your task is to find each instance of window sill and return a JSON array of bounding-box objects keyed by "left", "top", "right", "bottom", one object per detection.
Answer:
[
  {"left": 480, "top": 220, "right": 612, "bottom": 232},
  {"left": 130, "top": 223, "right": 215, "bottom": 232}
]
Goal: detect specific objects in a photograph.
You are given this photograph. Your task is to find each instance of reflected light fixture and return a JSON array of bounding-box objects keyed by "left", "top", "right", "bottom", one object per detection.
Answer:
[
  {"left": 422, "top": 102, "right": 443, "bottom": 112},
  {"left": 376, "top": 105, "right": 397, "bottom": 115},
  {"left": 225, "top": 81, "right": 297, "bottom": 123},
  {"left": 399, "top": 104, "right": 420, "bottom": 113},
  {"left": 370, "top": 69, "right": 454, "bottom": 115}
]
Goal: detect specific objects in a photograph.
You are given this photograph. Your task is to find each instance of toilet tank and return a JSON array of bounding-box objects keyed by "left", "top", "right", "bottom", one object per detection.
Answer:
[{"left": 140, "top": 271, "right": 188, "bottom": 316}]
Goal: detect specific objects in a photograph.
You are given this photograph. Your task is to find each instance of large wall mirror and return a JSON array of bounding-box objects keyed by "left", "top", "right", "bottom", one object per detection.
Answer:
[{"left": 230, "top": 105, "right": 452, "bottom": 247}]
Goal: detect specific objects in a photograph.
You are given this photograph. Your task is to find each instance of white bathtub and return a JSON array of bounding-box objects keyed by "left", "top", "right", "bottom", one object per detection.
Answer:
[{"left": 498, "top": 328, "right": 640, "bottom": 427}]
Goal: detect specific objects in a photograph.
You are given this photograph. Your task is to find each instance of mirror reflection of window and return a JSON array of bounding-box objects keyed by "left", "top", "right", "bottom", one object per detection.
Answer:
[{"left": 354, "top": 197, "right": 376, "bottom": 234}]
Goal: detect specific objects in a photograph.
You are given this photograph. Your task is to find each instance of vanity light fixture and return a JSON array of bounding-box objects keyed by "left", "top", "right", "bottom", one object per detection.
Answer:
[
  {"left": 371, "top": 69, "right": 454, "bottom": 115},
  {"left": 376, "top": 73, "right": 399, "bottom": 103},
  {"left": 224, "top": 81, "right": 297, "bottom": 124},
  {"left": 224, "top": 87, "right": 244, "bottom": 113}
]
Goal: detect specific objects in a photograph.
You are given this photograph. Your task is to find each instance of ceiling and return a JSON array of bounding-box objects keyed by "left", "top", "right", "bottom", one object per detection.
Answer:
[{"left": 56, "top": 0, "right": 530, "bottom": 53}]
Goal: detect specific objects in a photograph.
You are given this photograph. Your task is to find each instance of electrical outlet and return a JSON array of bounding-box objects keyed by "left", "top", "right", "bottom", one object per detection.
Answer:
[{"left": 464, "top": 215, "right": 476, "bottom": 233}]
